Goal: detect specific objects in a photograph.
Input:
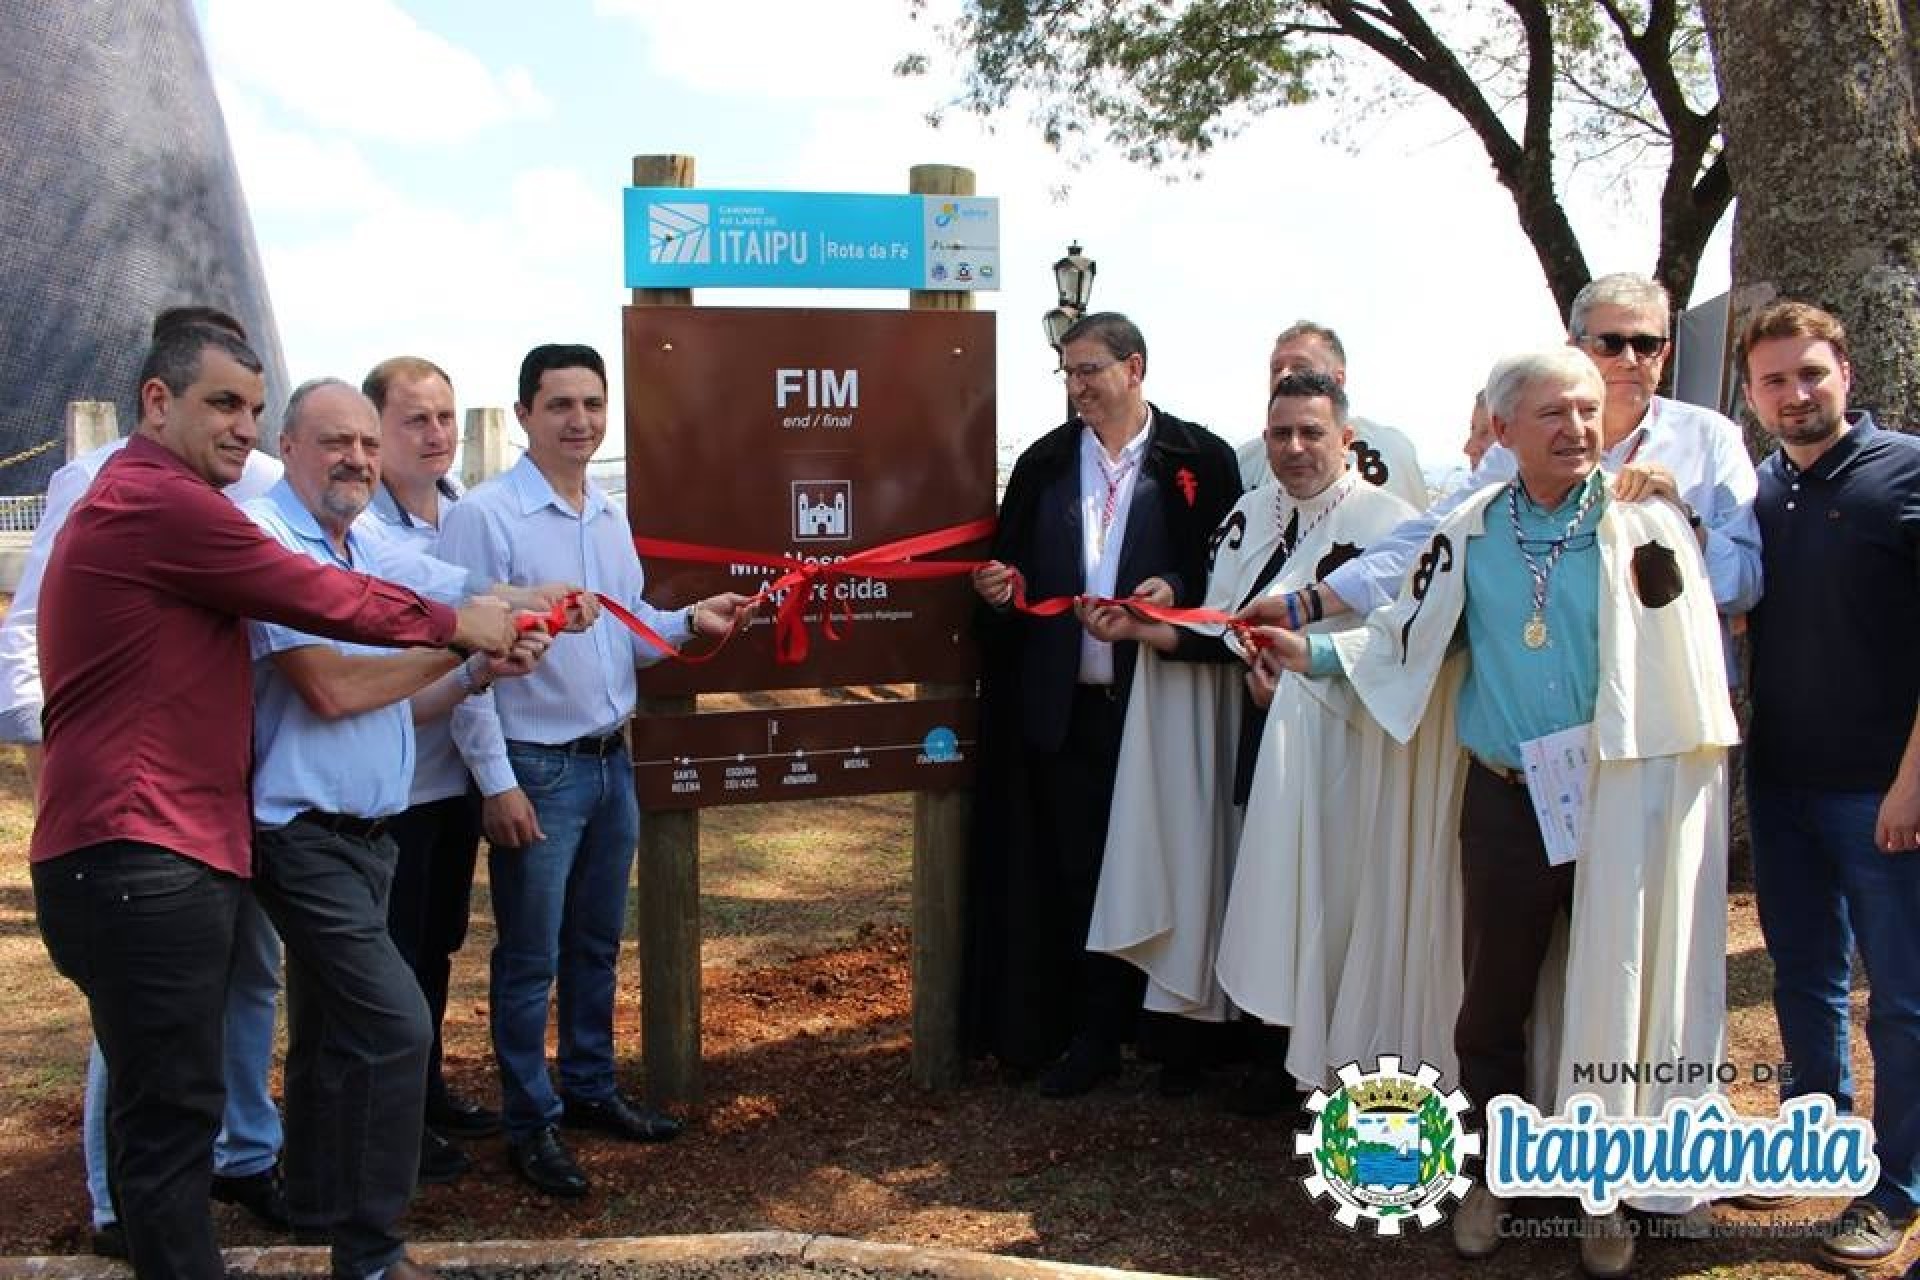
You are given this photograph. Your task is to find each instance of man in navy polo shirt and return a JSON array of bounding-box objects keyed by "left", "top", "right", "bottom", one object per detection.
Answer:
[{"left": 1741, "top": 300, "right": 1920, "bottom": 1269}]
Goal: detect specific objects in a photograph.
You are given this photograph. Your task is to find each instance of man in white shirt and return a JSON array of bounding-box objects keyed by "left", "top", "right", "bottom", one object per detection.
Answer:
[
  {"left": 1232, "top": 320, "right": 1429, "bottom": 511},
  {"left": 439, "top": 344, "right": 747, "bottom": 1198},
  {"left": 1295, "top": 274, "right": 1762, "bottom": 627}
]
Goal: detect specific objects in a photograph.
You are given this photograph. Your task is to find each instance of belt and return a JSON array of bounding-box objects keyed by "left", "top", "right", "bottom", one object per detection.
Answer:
[
  {"left": 510, "top": 732, "right": 627, "bottom": 758},
  {"left": 292, "top": 809, "right": 389, "bottom": 841},
  {"left": 1469, "top": 755, "right": 1528, "bottom": 787}
]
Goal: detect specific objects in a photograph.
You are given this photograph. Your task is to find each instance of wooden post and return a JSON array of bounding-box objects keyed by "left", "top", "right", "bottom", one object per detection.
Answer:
[
  {"left": 630, "top": 153, "right": 705, "bottom": 1106},
  {"left": 64, "top": 401, "right": 117, "bottom": 460},
  {"left": 460, "top": 407, "right": 507, "bottom": 487},
  {"left": 908, "top": 163, "right": 975, "bottom": 1089}
]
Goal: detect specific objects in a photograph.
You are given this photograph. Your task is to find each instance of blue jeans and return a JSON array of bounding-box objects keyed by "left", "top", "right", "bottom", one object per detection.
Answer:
[
  {"left": 490, "top": 741, "right": 639, "bottom": 1138},
  {"left": 83, "top": 892, "right": 284, "bottom": 1224},
  {"left": 1749, "top": 775, "right": 1920, "bottom": 1218}
]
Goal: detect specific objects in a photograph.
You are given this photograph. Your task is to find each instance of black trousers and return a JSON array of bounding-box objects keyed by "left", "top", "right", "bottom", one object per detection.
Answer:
[
  {"left": 1028, "top": 685, "right": 1147, "bottom": 1049},
  {"left": 33, "top": 841, "right": 239, "bottom": 1280},
  {"left": 254, "top": 820, "right": 429, "bottom": 1280},
  {"left": 1454, "top": 762, "right": 1577, "bottom": 1116},
  {"left": 383, "top": 791, "right": 481, "bottom": 1107}
]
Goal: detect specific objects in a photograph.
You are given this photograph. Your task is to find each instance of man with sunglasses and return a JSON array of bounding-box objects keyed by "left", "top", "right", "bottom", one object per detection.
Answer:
[
  {"left": 965, "top": 311, "right": 1240, "bottom": 1097},
  {"left": 1280, "top": 273, "right": 1762, "bottom": 631}
]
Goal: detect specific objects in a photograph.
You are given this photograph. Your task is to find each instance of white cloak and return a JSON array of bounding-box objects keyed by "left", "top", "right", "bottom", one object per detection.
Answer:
[
  {"left": 1331, "top": 481, "right": 1738, "bottom": 1127},
  {"left": 1214, "top": 644, "right": 1470, "bottom": 1090},
  {"left": 1089, "top": 473, "right": 1414, "bottom": 1020}
]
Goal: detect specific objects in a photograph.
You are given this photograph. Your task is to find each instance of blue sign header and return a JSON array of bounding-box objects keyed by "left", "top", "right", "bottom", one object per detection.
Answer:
[{"left": 624, "top": 188, "right": 999, "bottom": 291}]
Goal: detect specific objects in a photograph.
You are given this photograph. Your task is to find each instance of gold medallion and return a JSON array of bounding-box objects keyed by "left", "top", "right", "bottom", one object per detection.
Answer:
[{"left": 1523, "top": 612, "right": 1549, "bottom": 649}]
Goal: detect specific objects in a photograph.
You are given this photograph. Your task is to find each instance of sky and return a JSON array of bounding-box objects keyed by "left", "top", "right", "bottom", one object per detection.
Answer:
[{"left": 195, "top": 0, "right": 1731, "bottom": 474}]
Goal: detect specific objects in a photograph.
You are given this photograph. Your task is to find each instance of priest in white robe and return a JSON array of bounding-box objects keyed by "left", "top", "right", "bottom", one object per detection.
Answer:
[
  {"left": 1083, "top": 372, "right": 1413, "bottom": 1094},
  {"left": 1246, "top": 348, "right": 1737, "bottom": 1278}
]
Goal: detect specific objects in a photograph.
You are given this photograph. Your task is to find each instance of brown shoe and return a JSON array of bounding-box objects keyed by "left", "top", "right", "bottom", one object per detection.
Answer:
[
  {"left": 1821, "top": 1198, "right": 1917, "bottom": 1267},
  {"left": 1452, "top": 1184, "right": 1509, "bottom": 1259},
  {"left": 1725, "top": 1191, "right": 1807, "bottom": 1210},
  {"left": 1579, "top": 1209, "right": 1636, "bottom": 1279},
  {"left": 386, "top": 1258, "right": 437, "bottom": 1280}
]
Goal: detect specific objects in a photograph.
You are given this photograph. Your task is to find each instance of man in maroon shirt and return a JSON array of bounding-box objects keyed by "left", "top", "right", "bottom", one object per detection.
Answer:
[{"left": 29, "top": 320, "right": 516, "bottom": 1280}]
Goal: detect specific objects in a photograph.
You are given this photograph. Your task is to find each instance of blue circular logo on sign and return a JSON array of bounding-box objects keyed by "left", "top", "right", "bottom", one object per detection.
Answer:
[{"left": 923, "top": 727, "right": 959, "bottom": 763}]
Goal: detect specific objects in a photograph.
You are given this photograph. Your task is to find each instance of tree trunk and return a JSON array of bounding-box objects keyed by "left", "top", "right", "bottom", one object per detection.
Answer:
[{"left": 1702, "top": 0, "right": 1920, "bottom": 431}]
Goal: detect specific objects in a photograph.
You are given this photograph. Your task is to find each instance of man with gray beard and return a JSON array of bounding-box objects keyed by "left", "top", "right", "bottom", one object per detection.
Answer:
[{"left": 243, "top": 379, "right": 560, "bottom": 1280}]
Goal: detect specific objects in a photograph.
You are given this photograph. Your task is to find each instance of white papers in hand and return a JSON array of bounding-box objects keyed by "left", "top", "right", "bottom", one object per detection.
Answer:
[{"left": 1518, "top": 722, "right": 1593, "bottom": 866}]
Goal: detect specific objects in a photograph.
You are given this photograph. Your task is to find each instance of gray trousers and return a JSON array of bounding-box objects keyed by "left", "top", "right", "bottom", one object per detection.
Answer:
[{"left": 253, "top": 819, "right": 429, "bottom": 1279}]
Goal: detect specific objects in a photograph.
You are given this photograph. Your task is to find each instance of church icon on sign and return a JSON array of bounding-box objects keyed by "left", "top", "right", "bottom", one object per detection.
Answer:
[{"left": 793, "top": 481, "right": 852, "bottom": 542}]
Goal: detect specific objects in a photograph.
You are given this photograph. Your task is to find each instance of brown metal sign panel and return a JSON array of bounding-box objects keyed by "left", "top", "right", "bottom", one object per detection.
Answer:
[
  {"left": 625, "top": 306, "right": 995, "bottom": 695},
  {"left": 630, "top": 697, "right": 976, "bottom": 810}
]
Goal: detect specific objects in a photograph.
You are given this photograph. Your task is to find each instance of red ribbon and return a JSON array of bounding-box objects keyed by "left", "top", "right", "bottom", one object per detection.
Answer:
[
  {"left": 512, "top": 517, "right": 1265, "bottom": 664},
  {"left": 514, "top": 592, "right": 702, "bottom": 663},
  {"left": 997, "top": 571, "right": 1268, "bottom": 653},
  {"left": 634, "top": 517, "right": 996, "bottom": 664}
]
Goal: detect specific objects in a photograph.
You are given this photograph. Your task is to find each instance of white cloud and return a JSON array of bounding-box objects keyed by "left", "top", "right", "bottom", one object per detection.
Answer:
[
  {"left": 206, "top": 0, "right": 551, "bottom": 143},
  {"left": 215, "top": 76, "right": 403, "bottom": 218},
  {"left": 593, "top": 0, "right": 924, "bottom": 101}
]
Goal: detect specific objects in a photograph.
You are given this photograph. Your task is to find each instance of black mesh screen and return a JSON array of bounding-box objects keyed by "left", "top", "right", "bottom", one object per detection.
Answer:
[{"left": 0, "top": 0, "right": 288, "bottom": 495}]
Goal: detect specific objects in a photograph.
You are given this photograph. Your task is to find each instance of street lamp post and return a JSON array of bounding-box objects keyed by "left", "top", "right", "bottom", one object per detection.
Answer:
[{"left": 1043, "top": 241, "right": 1096, "bottom": 418}]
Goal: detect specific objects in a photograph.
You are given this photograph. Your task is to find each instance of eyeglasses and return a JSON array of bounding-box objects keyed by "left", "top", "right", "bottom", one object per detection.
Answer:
[
  {"left": 1518, "top": 532, "right": 1599, "bottom": 555},
  {"left": 1056, "top": 359, "right": 1119, "bottom": 381},
  {"left": 1584, "top": 332, "right": 1667, "bottom": 358}
]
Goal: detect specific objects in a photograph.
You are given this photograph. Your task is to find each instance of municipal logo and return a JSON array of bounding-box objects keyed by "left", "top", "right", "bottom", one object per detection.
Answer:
[
  {"left": 650, "top": 202, "right": 710, "bottom": 264},
  {"left": 1296, "top": 1055, "right": 1478, "bottom": 1234}
]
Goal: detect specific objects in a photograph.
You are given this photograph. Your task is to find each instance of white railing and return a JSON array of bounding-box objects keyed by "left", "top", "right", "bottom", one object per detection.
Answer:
[{"left": 0, "top": 494, "right": 48, "bottom": 534}]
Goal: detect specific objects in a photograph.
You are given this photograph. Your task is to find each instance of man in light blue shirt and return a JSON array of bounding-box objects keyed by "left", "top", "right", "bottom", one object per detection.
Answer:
[
  {"left": 246, "top": 378, "right": 546, "bottom": 1280},
  {"left": 440, "top": 343, "right": 747, "bottom": 1199},
  {"left": 359, "top": 355, "right": 496, "bottom": 1185},
  {"left": 1254, "top": 348, "right": 1736, "bottom": 1277}
]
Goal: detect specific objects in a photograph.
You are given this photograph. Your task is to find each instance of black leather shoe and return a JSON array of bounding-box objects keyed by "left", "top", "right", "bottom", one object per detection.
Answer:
[
  {"left": 1157, "top": 1061, "right": 1205, "bottom": 1099},
  {"left": 417, "top": 1127, "right": 470, "bottom": 1186},
  {"left": 210, "top": 1165, "right": 290, "bottom": 1229},
  {"left": 561, "top": 1091, "right": 683, "bottom": 1142},
  {"left": 425, "top": 1088, "right": 501, "bottom": 1139},
  {"left": 1037, "top": 1038, "right": 1121, "bottom": 1099},
  {"left": 90, "top": 1223, "right": 127, "bottom": 1259},
  {"left": 1821, "top": 1198, "right": 1917, "bottom": 1266},
  {"left": 1225, "top": 1062, "right": 1303, "bottom": 1118},
  {"left": 509, "top": 1124, "right": 589, "bottom": 1198}
]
